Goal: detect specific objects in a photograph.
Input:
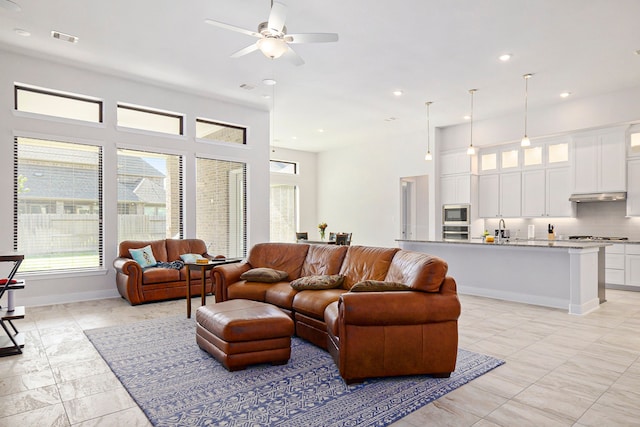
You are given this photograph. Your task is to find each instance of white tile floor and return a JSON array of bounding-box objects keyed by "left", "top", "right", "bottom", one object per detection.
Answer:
[{"left": 0, "top": 290, "right": 639, "bottom": 426}]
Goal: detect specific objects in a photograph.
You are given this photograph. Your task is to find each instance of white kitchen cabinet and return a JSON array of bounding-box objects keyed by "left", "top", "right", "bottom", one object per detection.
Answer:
[
  {"left": 522, "top": 168, "right": 572, "bottom": 217},
  {"left": 625, "top": 245, "right": 640, "bottom": 289},
  {"left": 627, "top": 159, "right": 640, "bottom": 216},
  {"left": 441, "top": 174, "right": 472, "bottom": 205},
  {"left": 572, "top": 129, "right": 626, "bottom": 194},
  {"left": 522, "top": 169, "right": 545, "bottom": 217},
  {"left": 606, "top": 244, "right": 625, "bottom": 285},
  {"left": 546, "top": 168, "right": 573, "bottom": 217},
  {"left": 440, "top": 151, "right": 472, "bottom": 175},
  {"left": 478, "top": 172, "right": 520, "bottom": 217}
]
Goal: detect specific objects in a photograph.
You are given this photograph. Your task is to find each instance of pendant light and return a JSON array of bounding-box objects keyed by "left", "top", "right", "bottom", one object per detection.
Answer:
[
  {"left": 424, "top": 101, "right": 433, "bottom": 161},
  {"left": 467, "top": 89, "right": 477, "bottom": 155},
  {"left": 521, "top": 73, "right": 533, "bottom": 147}
]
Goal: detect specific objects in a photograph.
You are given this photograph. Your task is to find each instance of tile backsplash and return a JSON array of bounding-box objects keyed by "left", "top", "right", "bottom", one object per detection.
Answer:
[{"left": 483, "top": 201, "right": 640, "bottom": 240}]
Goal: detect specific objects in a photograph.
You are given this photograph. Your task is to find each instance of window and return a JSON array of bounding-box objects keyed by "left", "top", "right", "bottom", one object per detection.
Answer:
[
  {"left": 196, "top": 119, "right": 246, "bottom": 144},
  {"left": 14, "top": 137, "right": 102, "bottom": 272},
  {"left": 117, "top": 149, "right": 183, "bottom": 242},
  {"left": 117, "top": 104, "right": 183, "bottom": 135},
  {"left": 270, "top": 185, "right": 297, "bottom": 242},
  {"left": 15, "top": 84, "right": 102, "bottom": 123},
  {"left": 195, "top": 158, "right": 247, "bottom": 258},
  {"left": 270, "top": 160, "right": 297, "bottom": 174}
]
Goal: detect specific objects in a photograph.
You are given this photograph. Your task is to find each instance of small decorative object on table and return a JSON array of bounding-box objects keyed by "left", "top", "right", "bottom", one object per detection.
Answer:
[{"left": 318, "top": 222, "right": 328, "bottom": 240}]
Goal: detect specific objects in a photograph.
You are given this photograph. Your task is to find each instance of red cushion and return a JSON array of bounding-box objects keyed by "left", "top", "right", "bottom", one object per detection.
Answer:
[{"left": 0, "top": 278, "right": 17, "bottom": 285}]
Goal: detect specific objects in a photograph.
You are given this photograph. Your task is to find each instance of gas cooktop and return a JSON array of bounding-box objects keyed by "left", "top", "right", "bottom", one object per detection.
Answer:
[{"left": 568, "top": 236, "right": 629, "bottom": 241}]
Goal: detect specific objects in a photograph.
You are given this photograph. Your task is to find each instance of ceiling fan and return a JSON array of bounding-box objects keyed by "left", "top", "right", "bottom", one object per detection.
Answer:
[{"left": 205, "top": 1, "right": 338, "bottom": 66}]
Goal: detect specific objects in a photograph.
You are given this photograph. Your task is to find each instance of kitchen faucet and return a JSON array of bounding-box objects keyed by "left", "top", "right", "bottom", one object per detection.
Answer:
[{"left": 497, "top": 218, "right": 506, "bottom": 244}]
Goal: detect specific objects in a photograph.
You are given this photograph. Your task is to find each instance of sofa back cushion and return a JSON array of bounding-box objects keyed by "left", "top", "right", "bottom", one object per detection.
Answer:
[
  {"left": 247, "top": 243, "right": 310, "bottom": 281},
  {"left": 118, "top": 240, "right": 168, "bottom": 263},
  {"left": 385, "top": 250, "right": 448, "bottom": 292},
  {"left": 166, "top": 239, "right": 207, "bottom": 262},
  {"left": 338, "top": 246, "right": 400, "bottom": 289},
  {"left": 301, "top": 244, "right": 348, "bottom": 277}
]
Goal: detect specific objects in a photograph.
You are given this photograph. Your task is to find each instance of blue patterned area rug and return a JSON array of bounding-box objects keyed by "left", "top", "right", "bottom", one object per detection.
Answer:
[{"left": 85, "top": 315, "right": 504, "bottom": 427}]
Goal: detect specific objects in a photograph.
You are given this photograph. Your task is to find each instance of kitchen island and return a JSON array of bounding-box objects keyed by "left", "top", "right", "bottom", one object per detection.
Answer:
[{"left": 397, "top": 239, "right": 610, "bottom": 315}]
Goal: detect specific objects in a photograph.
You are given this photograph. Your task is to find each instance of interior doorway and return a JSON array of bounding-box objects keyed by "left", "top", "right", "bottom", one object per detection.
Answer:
[{"left": 400, "top": 175, "right": 429, "bottom": 241}]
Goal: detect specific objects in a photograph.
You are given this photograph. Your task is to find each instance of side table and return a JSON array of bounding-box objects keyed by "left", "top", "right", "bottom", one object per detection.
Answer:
[
  {"left": 1, "top": 253, "right": 25, "bottom": 356},
  {"left": 185, "top": 258, "right": 243, "bottom": 318}
]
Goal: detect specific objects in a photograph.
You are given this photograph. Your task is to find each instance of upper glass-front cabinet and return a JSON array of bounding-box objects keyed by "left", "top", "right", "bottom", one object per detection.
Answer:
[{"left": 480, "top": 139, "right": 569, "bottom": 173}]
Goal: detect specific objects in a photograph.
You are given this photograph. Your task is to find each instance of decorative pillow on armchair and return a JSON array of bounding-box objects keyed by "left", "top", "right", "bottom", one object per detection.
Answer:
[
  {"left": 129, "top": 245, "right": 157, "bottom": 268},
  {"left": 240, "top": 268, "right": 289, "bottom": 283},
  {"left": 290, "top": 274, "right": 344, "bottom": 290},
  {"left": 349, "top": 280, "right": 410, "bottom": 292},
  {"left": 180, "top": 253, "right": 205, "bottom": 263}
]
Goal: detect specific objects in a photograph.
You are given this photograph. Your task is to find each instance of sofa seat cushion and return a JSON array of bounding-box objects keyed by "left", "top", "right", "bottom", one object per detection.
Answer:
[
  {"left": 339, "top": 246, "right": 400, "bottom": 289},
  {"left": 385, "top": 250, "right": 448, "bottom": 293},
  {"left": 227, "top": 281, "right": 286, "bottom": 302},
  {"left": 264, "top": 282, "right": 299, "bottom": 310},
  {"left": 142, "top": 267, "right": 181, "bottom": 284},
  {"left": 292, "top": 289, "right": 346, "bottom": 319},
  {"left": 300, "top": 245, "right": 348, "bottom": 276}
]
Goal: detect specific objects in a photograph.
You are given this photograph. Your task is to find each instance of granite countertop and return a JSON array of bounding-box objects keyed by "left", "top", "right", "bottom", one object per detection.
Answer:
[{"left": 396, "top": 239, "right": 612, "bottom": 249}]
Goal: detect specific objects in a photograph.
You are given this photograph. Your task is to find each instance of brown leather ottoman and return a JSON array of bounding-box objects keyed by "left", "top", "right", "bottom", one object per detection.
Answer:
[{"left": 195, "top": 299, "right": 294, "bottom": 371}]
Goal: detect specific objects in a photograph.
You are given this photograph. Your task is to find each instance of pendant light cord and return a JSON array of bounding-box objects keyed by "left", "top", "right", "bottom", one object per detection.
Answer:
[
  {"left": 469, "top": 89, "right": 475, "bottom": 147},
  {"left": 524, "top": 75, "right": 529, "bottom": 137}
]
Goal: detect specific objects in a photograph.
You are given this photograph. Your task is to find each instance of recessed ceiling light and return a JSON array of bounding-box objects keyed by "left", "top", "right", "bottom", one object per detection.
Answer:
[
  {"left": 635, "top": 49, "right": 640, "bottom": 56},
  {"left": 291, "top": 136, "right": 297, "bottom": 140},
  {"left": 393, "top": 90, "right": 403, "bottom": 96},
  {"left": 560, "top": 92, "right": 571, "bottom": 98},
  {"left": 385, "top": 117, "right": 398, "bottom": 122},
  {"left": 262, "top": 78, "right": 277, "bottom": 86},
  {"left": 317, "top": 128, "right": 324, "bottom": 133},
  {"left": 499, "top": 53, "right": 512, "bottom": 62},
  {"left": 463, "top": 115, "right": 471, "bottom": 120},
  {"left": 14, "top": 28, "right": 30, "bottom": 37},
  {"left": 239, "top": 83, "right": 255, "bottom": 90},
  {"left": 51, "top": 30, "right": 79, "bottom": 43},
  {"left": 262, "top": 94, "right": 271, "bottom": 99}
]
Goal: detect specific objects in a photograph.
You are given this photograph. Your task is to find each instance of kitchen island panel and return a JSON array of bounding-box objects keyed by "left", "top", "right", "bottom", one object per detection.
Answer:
[{"left": 398, "top": 240, "right": 601, "bottom": 315}]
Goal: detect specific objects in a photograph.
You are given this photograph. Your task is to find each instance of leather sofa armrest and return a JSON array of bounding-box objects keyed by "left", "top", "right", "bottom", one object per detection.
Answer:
[
  {"left": 113, "top": 257, "right": 140, "bottom": 275},
  {"left": 339, "top": 290, "right": 461, "bottom": 325},
  {"left": 113, "top": 257, "right": 144, "bottom": 304},
  {"left": 213, "top": 262, "right": 251, "bottom": 302}
]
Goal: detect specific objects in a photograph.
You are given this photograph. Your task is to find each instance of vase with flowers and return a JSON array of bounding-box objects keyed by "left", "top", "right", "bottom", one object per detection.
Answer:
[{"left": 318, "top": 222, "right": 328, "bottom": 240}]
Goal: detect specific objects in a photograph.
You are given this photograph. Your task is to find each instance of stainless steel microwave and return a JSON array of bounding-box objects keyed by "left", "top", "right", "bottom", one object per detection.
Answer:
[{"left": 442, "top": 204, "right": 470, "bottom": 225}]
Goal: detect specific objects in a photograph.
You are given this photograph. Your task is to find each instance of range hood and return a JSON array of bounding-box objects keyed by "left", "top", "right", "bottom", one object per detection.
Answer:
[{"left": 568, "top": 192, "right": 627, "bottom": 202}]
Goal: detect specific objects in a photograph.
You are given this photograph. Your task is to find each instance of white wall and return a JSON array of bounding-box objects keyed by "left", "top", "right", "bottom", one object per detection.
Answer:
[
  {"left": 269, "top": 147, "right": 318, "bottom": 239},
  {"left": 0, "top": 49, "right": 270, "bottom": 307},
  {"left": 317, "top": 126, "right": 436, "bottom": 247}
]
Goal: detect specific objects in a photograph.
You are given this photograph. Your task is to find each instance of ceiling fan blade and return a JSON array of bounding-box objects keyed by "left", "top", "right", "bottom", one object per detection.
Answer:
[
  {"left": 283, "top": 46, "right": 305, "bottom": 66},
  {"left": 205, "top": 19, "right": 261, "bottom": 38},
  {"left": 284, "top": 33, "right": 339, "bottom": 44},
  {"left": 230, "top": 43, "right": 259, "bottom": 58},
  {"left": 268, "top": 1, "right": 287, "bottom": 33}
]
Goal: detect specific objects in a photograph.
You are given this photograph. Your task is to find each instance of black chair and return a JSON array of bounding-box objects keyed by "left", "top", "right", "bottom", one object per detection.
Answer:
[
  {"left": 335, "top": 233, "right": 349, "bottom": 246},
  {"left": 296, "top": 232, "right": 308, "bottom": 241}
]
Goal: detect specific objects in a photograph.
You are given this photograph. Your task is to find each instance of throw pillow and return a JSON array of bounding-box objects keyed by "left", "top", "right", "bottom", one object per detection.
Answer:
[
  {"left": 129, "top": 245, "right": 157, "bottom": 268},
  {"left": 349, "top": 280, "right": 410, "bottom": 292},
  {"left": 240, "top": 268, "right": 289, "bottom": 283},
  {"left": 180, "top": 253, "right": 205, "bottom": 264},
  {"left": 290, "top": 274, "right": 344, "bottom": 290}
]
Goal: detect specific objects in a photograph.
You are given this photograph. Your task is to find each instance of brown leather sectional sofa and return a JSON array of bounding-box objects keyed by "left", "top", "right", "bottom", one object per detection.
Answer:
[
  {"left": 214, "top": 242, "right": 461, "bottom": 383},
  {"left": 114, "top": 239, "right": 214, "bottom": 305}
]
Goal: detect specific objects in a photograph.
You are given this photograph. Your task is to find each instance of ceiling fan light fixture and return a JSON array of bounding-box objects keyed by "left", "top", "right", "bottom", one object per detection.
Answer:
[{"left": 257, "top": 37, "right": 288, "bottom": 59}]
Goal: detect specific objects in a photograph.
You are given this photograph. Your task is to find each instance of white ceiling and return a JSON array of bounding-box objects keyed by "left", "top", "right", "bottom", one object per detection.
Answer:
[{"left": 2, "top": 0, "right": 640, "bottom": 152}]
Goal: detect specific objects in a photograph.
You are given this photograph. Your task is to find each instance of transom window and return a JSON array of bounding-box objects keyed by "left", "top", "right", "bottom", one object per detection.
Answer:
[
  {"left": 117, "top": 104, "right": 184, "bottom": 135},
  {"left": 15, "top": 84, "right": 102, "bottom": 123},
  {"left": 196, "top": 118, "right": 246, "bottom": 144},
  {"left": 270, "top": 160, "right": 297, "bottom": 174}
]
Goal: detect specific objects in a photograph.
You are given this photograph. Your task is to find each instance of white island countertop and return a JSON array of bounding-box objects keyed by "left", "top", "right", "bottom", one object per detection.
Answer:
[
  {"left": 397, "top": 238, "right": 612, "bottom": 249},
  {"left": 397, "top": 239, "right": 607, "bottom": 315}
]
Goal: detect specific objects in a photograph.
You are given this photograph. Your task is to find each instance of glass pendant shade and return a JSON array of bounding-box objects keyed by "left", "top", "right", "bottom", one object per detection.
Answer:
[
  {"left": 425, "top": 151, "right": 433, "bottom": 161},
  {"left": 521, "top": 135, "right": 531, "bottom": 147},
  {"left": 466, "top": 145, "right": 476, "bottom": 155}
]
